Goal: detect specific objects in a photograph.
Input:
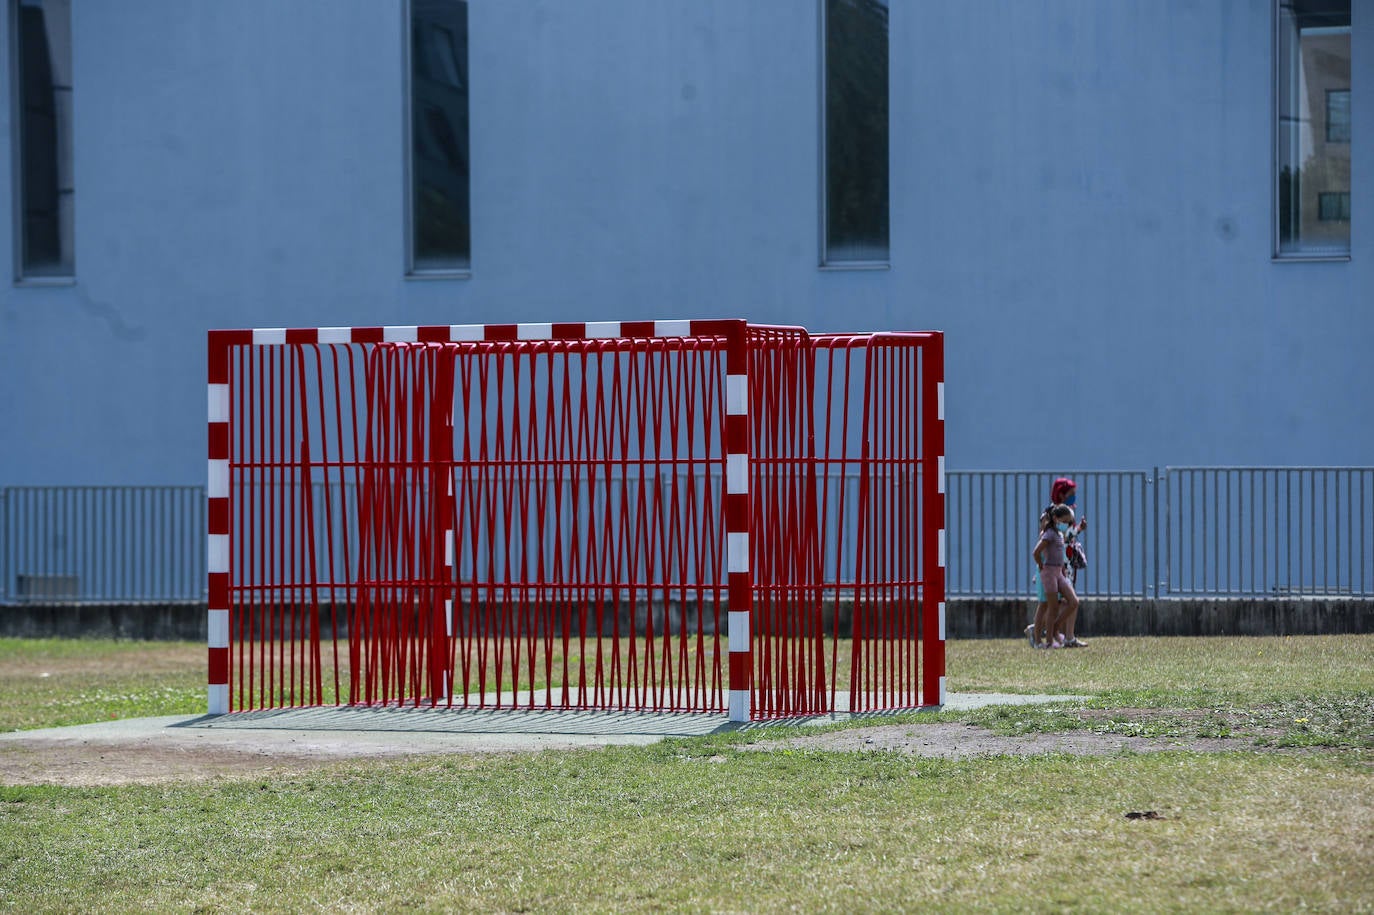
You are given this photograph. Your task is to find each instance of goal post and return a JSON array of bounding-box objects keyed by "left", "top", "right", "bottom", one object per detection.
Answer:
[{"left": 207, "top": 321, "right": 944, "bottom": 721}]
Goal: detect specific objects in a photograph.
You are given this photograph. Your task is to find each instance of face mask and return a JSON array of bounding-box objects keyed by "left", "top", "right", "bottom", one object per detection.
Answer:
[
  {"left": 1064, "top": 494, "right": 1076, "bottom": 506},
  {"left": 1055, "top": 522, "right": 1069, "bottom": 533}
]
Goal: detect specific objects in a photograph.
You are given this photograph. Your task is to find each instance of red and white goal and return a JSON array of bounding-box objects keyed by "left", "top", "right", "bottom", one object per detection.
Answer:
[{"left": 207, "top": 320, "right": 944, "bottom": 721}]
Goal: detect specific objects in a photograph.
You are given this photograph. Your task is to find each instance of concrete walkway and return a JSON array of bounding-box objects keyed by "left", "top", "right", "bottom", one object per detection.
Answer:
[{"left": 2, "top": 691, "right": 1087, "bottom": 752}]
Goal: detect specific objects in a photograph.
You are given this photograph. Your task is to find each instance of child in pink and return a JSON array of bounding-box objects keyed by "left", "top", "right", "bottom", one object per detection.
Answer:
[{"left": 1030, "top": 504, "right": 1083, "bottom": 648}]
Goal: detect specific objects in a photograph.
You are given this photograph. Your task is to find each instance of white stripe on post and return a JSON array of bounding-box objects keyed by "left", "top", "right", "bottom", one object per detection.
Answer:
[
  {"left": 208, "top": 460, "right": 229, "bottom": 499},
  {"left": 317, "top": 326, "right": 352, "bottom": 344},
  {"left": 938, "top": 676, "right": 947, "bottom": 706},
  {"left": 208, "top": 384, "right": 229, "bottom": 422},
  {"left": 208, "top": 609, "right": 230, "bottom": 648},
  {"left": 252, "top": 328, "right": 286, "bottom": 346},
  {"left": 449, "top": 324, "right": 484, "bottom": 341},
  {"left": 937, "top": 455, "right": 945, "bottom": 494},
  {"left": 937, "top": 381, "right": 945, "bottom": 421},
  {"left": 938, "top": 601, "right": 946, "bottom": 641},
  {"left": 654, "top": 319, "right": 691, "bottom": 337},
  {"left": 729, "top": 690, "right": 749, "bottom": 721},
  {"left": 726, "top": 376, "right": 748, "bottom": 415},
  {"left": 517, "top": 323, "right": 553, "bottom": 340},
  {"left": 383, "top": 325, "right": 418, "bottom": 343},
  {"left": 208, "top": 534, "right": 229, "bottom": 574},
  {"left": 727, "top": 532, "right": 750, "bottom": 573},
  {"left": 726, "top": 454, "right": 748, "bottom": 495},
  {"left": 938, "top": 528, "right": 946, "bottom": 568},
  {"left": 208, "top": 684, "right": 229, "bottom": 715},
  {"left": 586, "top": 321, "right": 622, "bottom": 338},
  {"left": 728, "top": 610, "right": 750, "bottom": 653}
]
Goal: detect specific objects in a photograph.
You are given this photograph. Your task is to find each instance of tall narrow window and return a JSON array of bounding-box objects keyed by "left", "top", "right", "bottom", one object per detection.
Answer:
[
  {"left": 407, "top": 0, "right": 470, "bottom": 274},
  {"left": 11, "top": 0, "right": 74, "bottom": 279},
  {"left": 1276, "top": 0, "right": 1350, "bottom": 258},
  {"left": 822, "top": 0, "right": 889, "bottom": 266}
]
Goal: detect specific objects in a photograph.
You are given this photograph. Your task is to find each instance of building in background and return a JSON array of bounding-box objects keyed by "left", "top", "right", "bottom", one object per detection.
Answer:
[{"left": 2, "top": 0, "right": 1368, "bottom": 487}]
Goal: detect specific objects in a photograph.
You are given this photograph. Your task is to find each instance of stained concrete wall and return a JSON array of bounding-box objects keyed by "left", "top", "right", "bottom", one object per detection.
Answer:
[
  {"left": 3, "top": 599, "right": 1368, "bottom": 641},
  {"left": 949, "top": 598, "right": 1374, "bottom": 639}
]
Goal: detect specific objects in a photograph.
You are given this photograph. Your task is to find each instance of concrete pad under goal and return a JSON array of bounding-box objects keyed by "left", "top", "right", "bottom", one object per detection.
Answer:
[
  {"left": 172, "top": 690, "right": 1086, "bottom": 737},
  {"left": 0, "top": 693, "right": 1087, "bottom": 762}
]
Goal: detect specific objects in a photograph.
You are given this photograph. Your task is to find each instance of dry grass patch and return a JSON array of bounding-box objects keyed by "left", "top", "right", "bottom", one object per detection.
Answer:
[{"left": 1, "top": 749, "right": 1371, "bottom": 912}]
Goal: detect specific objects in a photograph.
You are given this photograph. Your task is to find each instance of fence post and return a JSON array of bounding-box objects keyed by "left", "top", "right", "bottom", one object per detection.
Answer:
[
  {"left": 0, "top": 488, "right": 7, "bottom": 603},
  {"left": 1143, "top": 467, "right": 1154, "bottom": 596},
  {"left": 1154, "top": 466, "right": 1166, "bottom": 598}
]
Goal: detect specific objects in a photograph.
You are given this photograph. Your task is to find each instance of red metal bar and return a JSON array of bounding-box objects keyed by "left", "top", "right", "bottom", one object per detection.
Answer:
[{"left": 921, "top": 332, "right": 947, "bottom": 706}]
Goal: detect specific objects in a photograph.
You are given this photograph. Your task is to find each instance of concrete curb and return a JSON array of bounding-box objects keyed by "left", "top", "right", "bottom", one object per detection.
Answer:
[{"left": 0, "top": 692, "right": 1086, "bottom": 749}]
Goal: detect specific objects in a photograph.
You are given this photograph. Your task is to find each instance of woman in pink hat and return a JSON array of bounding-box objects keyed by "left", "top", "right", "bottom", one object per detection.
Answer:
[{"left": 1026, "top": 477, "right": 1089, "bottom": 647}]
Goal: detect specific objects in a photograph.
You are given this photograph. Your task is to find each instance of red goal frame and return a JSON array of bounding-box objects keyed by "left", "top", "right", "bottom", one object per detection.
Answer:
[{"left": 207, "top": 320, "right": 944, "bottom": 721}]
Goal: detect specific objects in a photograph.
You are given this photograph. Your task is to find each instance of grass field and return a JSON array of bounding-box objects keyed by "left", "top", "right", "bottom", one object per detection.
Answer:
[{"left": 1, "top": 635, "right": 1372, "bottom": 912}]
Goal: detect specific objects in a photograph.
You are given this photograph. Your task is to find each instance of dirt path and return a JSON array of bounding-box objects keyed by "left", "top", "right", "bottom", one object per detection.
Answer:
[
  {"left": 0, "top": 710, "right": 1276, "bottom": 787},
  {"left": 0, "top": 715, "right": 667, "bottom": 786},
  {"left": 747, "top": 721, "right": 1261, "bottom": 758}
]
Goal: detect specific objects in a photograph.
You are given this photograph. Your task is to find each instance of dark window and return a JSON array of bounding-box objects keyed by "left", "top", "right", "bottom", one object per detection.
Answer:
[
  {"left": 1326, "top": 89, "right": 1350, "bottom": 143},
  {"left": 823, "top": 0, "right": 889, "bottom": 265},
  {"left": 408, "top": 0, "right": 469, "bottom": 273},
  {"left": 11, "top": 0, "right": 74, "bottom": 279},
  {"left": 1318, "top": 191, "right": 1350, "bottom": 221}
]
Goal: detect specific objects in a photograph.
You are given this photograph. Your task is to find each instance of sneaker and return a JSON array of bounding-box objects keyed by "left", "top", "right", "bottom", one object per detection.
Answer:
[
  {"left": 1065, "top": 637, "right": 1089, "bottom": 648},
  {"left": 1024, "top": 624, "right": 1036, "bottom": 647}
]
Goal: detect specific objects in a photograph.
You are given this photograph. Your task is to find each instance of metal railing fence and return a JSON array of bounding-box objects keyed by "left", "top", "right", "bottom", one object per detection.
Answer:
[
  {"left": 946, "top": 470, "right": 1154, "bottom": 598},
  {"left": 948, "top": 467, "right": 1374, "bottom": 599},
  {"left": 1161, "top": 467, "right": 1374, "bottom": 597},
  {"left": 3, "top": 467, "right": 1371, "bottom": 604},
  {"left": 0, "top": 486, "right": 206, "bottom": 604}
]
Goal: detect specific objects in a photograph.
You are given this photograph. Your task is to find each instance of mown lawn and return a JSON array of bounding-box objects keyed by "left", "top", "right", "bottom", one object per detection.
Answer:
[
  {"left": 1, "top": 635, "right": 1371, "bottom": 912},
  {"left": 0, "top": 638, "right": 205, "bottom": 731}
]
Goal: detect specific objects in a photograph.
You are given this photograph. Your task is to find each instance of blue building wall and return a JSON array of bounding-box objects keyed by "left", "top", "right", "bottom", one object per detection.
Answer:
[{"left": 1, "top": 0, "right": 1370, "bottom": 487}]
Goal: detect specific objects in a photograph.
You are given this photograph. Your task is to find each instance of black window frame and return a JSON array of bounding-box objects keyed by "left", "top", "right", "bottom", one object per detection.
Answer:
[
  {"left": 404, "top": 0, "right": 471, "bottom": 278},
  {"left": 820, "top": 0, "right": 890, "bottom": 269},
  {"left": 1273, "top": 0, "right": 1352, "bottom": 260},
  {"left": 9, "top": 0, "right": 75, "bottom": 283}
]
